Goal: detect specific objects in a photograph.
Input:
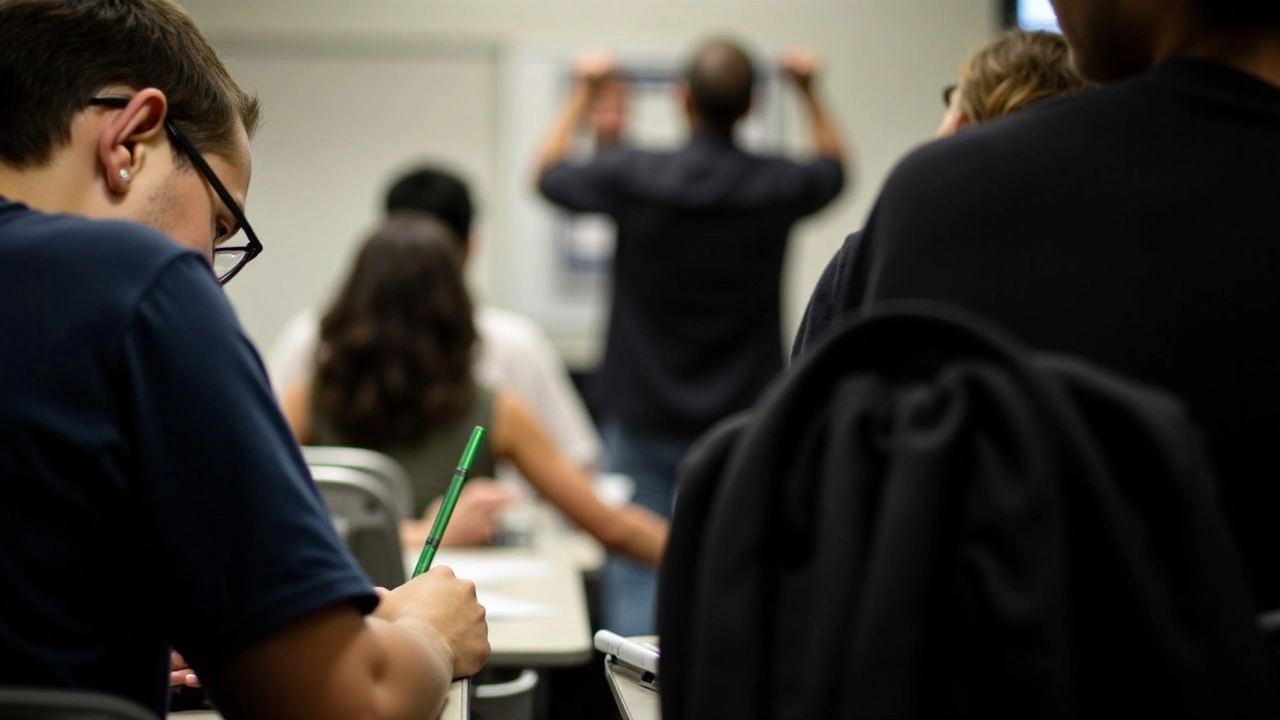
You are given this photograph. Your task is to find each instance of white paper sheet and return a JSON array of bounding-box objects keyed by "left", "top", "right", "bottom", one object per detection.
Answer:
[
  {"left": 432, "top": 556, "right": 553, "bottom": 585},
  {"left": 477, "top": 591, "right": 558, "bottom": 620}
]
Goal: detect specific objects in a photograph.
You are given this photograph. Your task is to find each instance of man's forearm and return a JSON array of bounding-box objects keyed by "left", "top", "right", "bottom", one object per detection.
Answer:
[
  {"left": 362, "top": 616, "right": 455, "bottom": 720},
  {"left": 800, "top": 88, "right": 845, "bottom": 162},
  {"left": 534, "top": 83, "right": 595, "bottom": 181},
  {"left": 200, "top": 607, "right": 454, "bottom": 720}
]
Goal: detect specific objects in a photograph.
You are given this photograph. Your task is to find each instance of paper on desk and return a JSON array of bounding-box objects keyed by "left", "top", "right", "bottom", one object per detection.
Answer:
[
  {"left": 477, "top": 590, "right": 558, "bottom": 620},
  {"left": 433, "top": 556, "right": 553, "bottom": 584},
  {"left": 594, "top": 472, "right": 635, "bottom": 507}
]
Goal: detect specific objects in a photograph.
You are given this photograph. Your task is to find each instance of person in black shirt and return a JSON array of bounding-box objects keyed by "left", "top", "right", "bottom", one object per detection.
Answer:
[
  {"left": 535, "top": 41, "right": 847, "bottom": 634},
  {"left": 792, "top": 30, "right": 1089, "bottom": 358},
  {"left": 810, "top": 0, "right": 1280, "bottom": 611},
  {"left": 0, "top": 1, "right": 488, "bottom": 717}
]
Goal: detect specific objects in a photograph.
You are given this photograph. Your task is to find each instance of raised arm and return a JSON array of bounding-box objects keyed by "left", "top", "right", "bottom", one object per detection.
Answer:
[
  {"left": 533, "top": 50, "right": 620, "bottom": 182},
  {"left": 781, "top": 48, "right": 846, "bottom": 164},
  {"left": 491, "top": 391, "right": 668, "bottom": 565}
]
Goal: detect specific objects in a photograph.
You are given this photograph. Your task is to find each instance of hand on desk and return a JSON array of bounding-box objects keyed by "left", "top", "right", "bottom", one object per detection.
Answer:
[
  {"left": 374, "top": 567, "right": 491, "bottom": 678},
  {"left": 402, "top": 480, "right": 518, "bottom": 549}
]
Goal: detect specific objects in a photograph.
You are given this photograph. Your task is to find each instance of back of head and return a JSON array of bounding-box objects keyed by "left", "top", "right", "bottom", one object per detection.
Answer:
[
  {"left": 316, "top": 215, "right": 477, "bottom": 449},
  {"left": 685, "top": 38, "right": 756, "bottom": 132},
  {"left": 0, "top": 0, "right": 260, "bottom": 168},
  {"left": 383, "top": 166, "right": 474, "bottom": 245},
  {"left": 958, "top": 30, "right": 1091, "bottom": 125}
]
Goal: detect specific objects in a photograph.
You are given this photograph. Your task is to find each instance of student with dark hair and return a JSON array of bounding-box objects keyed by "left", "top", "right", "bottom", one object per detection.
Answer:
[
  {"left": 282, "top": 215, "right": 669, "bottom": 565},
  {"left": 821, "top": 0, "right": 1280, "bottom": 610},
  {"left": 534, "top": 39, "right": 848, "bottom": 635},
  {"left": 0, "top": 1, "right": 488, "bottom": 717}
]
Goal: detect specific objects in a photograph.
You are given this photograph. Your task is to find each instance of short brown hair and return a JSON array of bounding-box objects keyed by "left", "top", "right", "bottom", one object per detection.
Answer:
[
  {"left": 0, "top": 0, "right": 261, "bottom": 169},
  {"left": 957, "top": 30, "right": 1090, "bottom": 125},
  {"left": 685, "top": 39, "right": 756, "bottom": 132}
]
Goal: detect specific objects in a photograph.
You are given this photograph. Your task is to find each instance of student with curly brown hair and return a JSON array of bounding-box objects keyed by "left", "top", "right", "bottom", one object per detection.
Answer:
[{"left": 283, "top": 215, "right": 669, "bottom": 566}]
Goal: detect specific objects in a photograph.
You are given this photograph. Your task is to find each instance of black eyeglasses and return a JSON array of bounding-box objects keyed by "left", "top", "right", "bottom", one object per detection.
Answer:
[
  {"left": 88, "top": 96, "right": 262, "bottom": 285},
  {"left": 943, "top": 84, "right": 958, "bottom": 109}
]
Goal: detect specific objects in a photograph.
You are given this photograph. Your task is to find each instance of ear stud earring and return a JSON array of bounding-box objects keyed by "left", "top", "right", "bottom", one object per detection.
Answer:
[{"left": 119, "top": 168, "right": 131, "bottom": 183}]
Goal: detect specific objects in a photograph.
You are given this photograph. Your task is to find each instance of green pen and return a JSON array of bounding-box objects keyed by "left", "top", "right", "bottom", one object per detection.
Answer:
[{"left": 412, "top": 425, "right": 487, "bottom": 578}]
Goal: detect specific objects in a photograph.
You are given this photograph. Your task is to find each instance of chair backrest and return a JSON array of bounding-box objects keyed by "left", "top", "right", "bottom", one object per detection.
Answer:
[
  {"left": 312, "top": 465, "right": 406, "bottom": 588},
  {"left": 0, "top": 688, "right": 159, "bottom": 720},
  {"left": 303, "top": 446, "right": 414, "bottom": 521},
  {"left": 472, "top": 669, "right": 539, "bottom": 720}
]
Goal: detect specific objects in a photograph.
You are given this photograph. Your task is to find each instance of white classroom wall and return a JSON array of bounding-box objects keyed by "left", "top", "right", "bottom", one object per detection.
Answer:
[{"left": 179, "top": 0, "right": 1000, "bottom": 369}]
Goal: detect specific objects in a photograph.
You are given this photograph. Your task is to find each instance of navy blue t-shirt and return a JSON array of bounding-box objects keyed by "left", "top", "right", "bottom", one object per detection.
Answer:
[{"left": 0, "top": 199, "right": 377, "bottom": 714}]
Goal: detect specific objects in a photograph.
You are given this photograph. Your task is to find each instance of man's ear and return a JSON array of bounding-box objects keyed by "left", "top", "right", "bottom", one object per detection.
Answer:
[{"left": 97, "top": 88, "right": 169, "bottom": 195}]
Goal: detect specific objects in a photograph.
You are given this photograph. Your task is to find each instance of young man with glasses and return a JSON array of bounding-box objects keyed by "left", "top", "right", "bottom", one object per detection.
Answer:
[{"left": 0, "top": 1, "right": 489, "bottom": 718}]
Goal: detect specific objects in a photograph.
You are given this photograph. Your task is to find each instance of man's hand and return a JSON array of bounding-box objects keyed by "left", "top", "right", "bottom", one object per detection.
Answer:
[
  {"left": 534, "top": 47, "right": 619, "bottom": 181},
  {"left": 401, "top": 479, "right": 518, "bottom": 548},
  {"left": 575, "top": 50, "right": 619, "bottom": 91},
  {"left": 169, "top": 651, "right": 201, "bottom": 690},
  {"left": 780, "top": 48, "right": 822, "bottom": 92},
  {"left": 781, "top": 47, "right": 845, "bottom": 162},
  {"left": 375, "top": 567, "right": 491, "bottom": 678}
]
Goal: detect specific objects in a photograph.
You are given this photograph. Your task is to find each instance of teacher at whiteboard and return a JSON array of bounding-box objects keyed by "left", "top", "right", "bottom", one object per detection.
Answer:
[{"left": 533, "top": 39, "right": 848, "bottom": 636}]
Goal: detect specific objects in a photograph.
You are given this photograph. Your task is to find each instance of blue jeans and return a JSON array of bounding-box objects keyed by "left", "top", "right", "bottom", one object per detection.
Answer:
[{"left": 600, "top": 420, "right": 697, "bottom": 636}]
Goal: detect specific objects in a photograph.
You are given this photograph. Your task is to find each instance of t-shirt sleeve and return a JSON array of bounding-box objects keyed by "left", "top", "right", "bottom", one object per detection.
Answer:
[
  {"left": 538, "top": 156, "right": 622, "bottom": 214},
  {"left": 119, "top": 255, "right": 377, "bottom": 675},
  {"left": 790, "top": 156, "right": 845, "bottom": 217}
]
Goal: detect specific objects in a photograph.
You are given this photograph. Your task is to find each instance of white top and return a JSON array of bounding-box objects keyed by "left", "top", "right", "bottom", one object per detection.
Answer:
[{"left": 265, "top": 305, "right": 604, "bottom": 489}]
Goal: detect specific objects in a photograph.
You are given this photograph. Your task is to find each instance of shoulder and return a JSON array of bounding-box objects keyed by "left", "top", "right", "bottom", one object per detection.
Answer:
[
  {"left": 477, "top": 306, "right": 552, "bottom": 350},
  {"left": 279, "top": 306, "right": 321, "bottom": 336},
  {"left": 880, "top": 80, "right": 1149, "bottom": 208},
  {"left": 269, "top": 306, "right": 322, "bottom": 357},
  {"left": 0, "top": 205, "right": 209, "bottom": 324},
  {"left": 6, "top": 206, "right": 190, "bottom": 273}
]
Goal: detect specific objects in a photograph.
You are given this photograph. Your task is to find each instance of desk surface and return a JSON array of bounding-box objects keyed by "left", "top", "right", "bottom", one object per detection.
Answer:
[
  {"left": 403, "top": 546, "right": 593, "bottom": 667},
  {"left": 604, "top": 637, "right": 661, "bottom": 720},
  {"left": 507, "top": 502, "right": 605, "bottom": 576},
  {"left": 170, "top": 678, "right": 468, "bottom": 719}
]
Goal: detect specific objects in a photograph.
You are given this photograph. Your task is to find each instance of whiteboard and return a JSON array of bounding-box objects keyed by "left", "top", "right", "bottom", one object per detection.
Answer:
[{"left": 217, "top": 38, "right": 500, "bottom": 350}]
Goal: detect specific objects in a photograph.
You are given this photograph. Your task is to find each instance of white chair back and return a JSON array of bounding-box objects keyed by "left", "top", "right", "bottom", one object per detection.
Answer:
[
  {"left": 312, "top": 465, "right": 406, "bottom": 588},
  {"left": 303, "top": 446, "right": 414, "bottom": 521},
  {"left": 473, "top": 669, "right": 539, "bottom": 720}
]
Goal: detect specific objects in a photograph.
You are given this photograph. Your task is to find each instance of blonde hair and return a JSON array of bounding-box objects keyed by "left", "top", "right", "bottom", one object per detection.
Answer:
[{"left": 957, "top": 30, "right": 1090, "bottom": 124}]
